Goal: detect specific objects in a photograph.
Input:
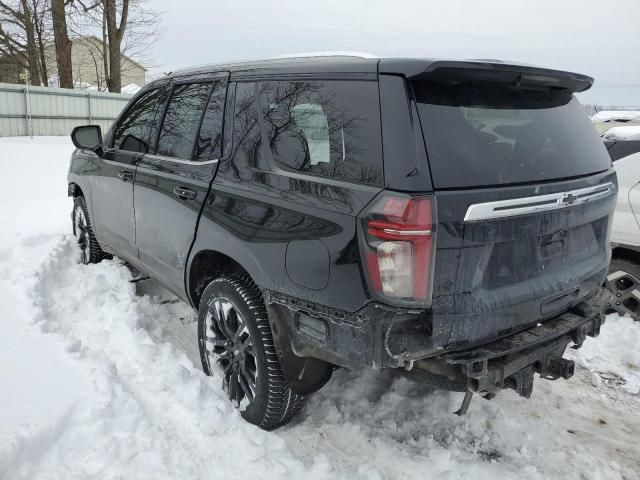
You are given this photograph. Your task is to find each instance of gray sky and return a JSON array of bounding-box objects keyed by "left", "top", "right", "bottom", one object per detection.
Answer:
[{"left": 149, "top": 0, "right": 640, "bottom": 106}]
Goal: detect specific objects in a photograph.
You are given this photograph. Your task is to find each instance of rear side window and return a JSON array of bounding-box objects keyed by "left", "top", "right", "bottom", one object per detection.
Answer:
[
  {"left": 257, "top": 80, "right": 383, "bottom": 186},
  {"left": 113, "top": 88, "right": 160, "bottom": 152},
  {"left": 414, "top": 82, "right": 611, "bottom": 188},
  {"left": 156, "top": 83, "right": 212, "bottom": 160}
]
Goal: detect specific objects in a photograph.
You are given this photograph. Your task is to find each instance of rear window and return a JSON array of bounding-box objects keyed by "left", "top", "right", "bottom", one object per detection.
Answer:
[{"left": 414, "top": 82, "right": 611, "bottom": 188}]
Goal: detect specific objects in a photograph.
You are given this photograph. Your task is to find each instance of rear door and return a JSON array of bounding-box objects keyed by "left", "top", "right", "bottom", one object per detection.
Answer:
[
  {"left": 92, "top": 86, "right": 162, "bottom": 262},
  {"left": 412, "top": 78, "right": 616, "bottom": 349},
  {"left": 133, "top": 73, "right": 228, "bottom": 300}
]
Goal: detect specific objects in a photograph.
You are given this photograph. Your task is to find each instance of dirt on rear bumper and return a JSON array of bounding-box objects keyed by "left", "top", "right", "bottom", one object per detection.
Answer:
[{"left": 405, "top": 287, "right": 612, "bottom": 401}]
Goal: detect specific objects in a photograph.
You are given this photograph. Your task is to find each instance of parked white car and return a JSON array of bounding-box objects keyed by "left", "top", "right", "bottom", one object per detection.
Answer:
[
  {"left": 592, "top": 112, "right": 640, "bottom": 318},
  {"left": 608, "top": 150, "right": 640, "bottom": 318},
  {"left": 612, "top": 151, "right": 640, "bottom": 265},
  {"left": 592, "top": 110, "right": 640, "bottom": 135},
  {"left": 593, "top": 113, "right": 640, "bottom": 270}
]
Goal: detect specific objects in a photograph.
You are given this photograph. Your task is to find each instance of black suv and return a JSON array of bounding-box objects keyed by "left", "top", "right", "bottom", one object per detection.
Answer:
[{"left": 68, "top": 55, "right": 616, "bottom": 430}]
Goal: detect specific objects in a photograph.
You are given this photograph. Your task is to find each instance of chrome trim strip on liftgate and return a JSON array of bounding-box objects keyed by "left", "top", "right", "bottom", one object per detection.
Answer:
[{"left": 463, "top": 182, "right": 615, "bottom": 223}]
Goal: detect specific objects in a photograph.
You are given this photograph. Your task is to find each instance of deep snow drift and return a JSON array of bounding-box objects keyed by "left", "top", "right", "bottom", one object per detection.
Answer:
[{"left": 1, "top": 137, "right": 639, "bottom": 480}]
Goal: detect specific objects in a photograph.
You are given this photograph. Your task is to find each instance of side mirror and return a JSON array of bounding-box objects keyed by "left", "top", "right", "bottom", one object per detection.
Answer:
[{"left": 71, "top": 125, "right": 102, "bottom": 151}]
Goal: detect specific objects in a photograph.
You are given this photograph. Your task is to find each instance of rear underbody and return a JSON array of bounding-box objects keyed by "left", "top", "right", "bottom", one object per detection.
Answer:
[{"left": 265, "top": 286, "right": 612, "bottom": 410}]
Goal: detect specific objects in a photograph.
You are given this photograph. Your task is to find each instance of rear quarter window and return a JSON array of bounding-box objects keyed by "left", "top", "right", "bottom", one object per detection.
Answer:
[{"left": 257, "top": 80, "right": 383, "bottom": 186}]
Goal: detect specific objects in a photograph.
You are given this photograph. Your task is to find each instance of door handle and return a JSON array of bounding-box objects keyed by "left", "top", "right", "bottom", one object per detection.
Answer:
[
  {"left": 173, "top": 186, "right": 197, "bottom": 200},
  {"left": 118, "top": 170, "right": 134, "bottom": 181}
]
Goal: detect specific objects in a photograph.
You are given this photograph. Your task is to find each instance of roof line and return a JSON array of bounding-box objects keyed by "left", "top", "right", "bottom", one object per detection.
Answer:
[
  {"left": 267, "top": 51, "right": 378, "bottom": 60},
  {"left": 168, "top": 52, "right": 379, "bottom": 76}
]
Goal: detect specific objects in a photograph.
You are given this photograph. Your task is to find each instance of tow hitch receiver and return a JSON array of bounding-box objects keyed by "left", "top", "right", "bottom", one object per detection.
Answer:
[
  {"left": 546, "top": 358, "right": 575, "bottom": 379},
  {"left": 435, "top": 288, "right": 610, "bottom": 414}
]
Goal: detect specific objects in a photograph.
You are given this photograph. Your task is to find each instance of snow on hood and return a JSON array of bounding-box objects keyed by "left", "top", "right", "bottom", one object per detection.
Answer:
[
  {"left": 591, "top": 110, "right": 640, "bottom": 123},
  {"left": 602, "top": 125, "right": 640, "bottom": 141}
]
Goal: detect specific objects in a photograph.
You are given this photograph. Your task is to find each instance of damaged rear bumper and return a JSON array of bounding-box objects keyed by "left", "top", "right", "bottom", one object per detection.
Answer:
[
  {"left": 266, "top": 285, "right": 611, "bottom": 375},
  {"left": 410, "top": 287, "right": 611, "bottom": 399}
]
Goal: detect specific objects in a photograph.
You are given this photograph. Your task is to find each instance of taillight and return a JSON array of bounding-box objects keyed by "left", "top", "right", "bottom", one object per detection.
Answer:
[{"left": 360, "top": 193, "right": 436, "bottom": 306}]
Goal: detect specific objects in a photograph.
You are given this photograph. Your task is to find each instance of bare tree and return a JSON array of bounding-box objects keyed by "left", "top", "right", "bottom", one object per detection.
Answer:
[
  {"left": 19, "top": 0, "right": 40, "bottom": 84},
  {"left": 0, "top": 11, "right": 27, "bottom": 73},
  {"left": 103, "top": 0, "right": 125, "bottom": 92},
  {"left": 0, "top": 0, "right": 44, "bottom": 84},
  {"left": 51, "top": 0, "right": 72, "bottom": 87},
  {"left": 67, "top": 0, "right": 158, "bottom": 92},
  {"left": 29, "top": 0, "right": 50, "bottom": 85}
]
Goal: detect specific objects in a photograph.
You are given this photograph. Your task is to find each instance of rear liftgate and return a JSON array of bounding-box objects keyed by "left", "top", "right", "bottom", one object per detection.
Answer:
[{"left": 407, "top": 288, "right": 612, "bottom": 415}]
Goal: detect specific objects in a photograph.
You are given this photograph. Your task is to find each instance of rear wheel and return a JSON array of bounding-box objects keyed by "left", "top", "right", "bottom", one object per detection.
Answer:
[
  {"left": 72, "top": 196, "right": 106, "bottom": 264},
  {"left": 197, "top": 274, "right": 305, "bottom": 430},
  {"left": 607, "top": 256, "right": 640, "bottom": 320},
  {"left": 609, "top": 257, "right": 640, "bottom": 280}
]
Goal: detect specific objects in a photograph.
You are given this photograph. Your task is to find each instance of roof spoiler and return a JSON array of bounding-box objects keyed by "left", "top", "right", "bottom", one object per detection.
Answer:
[{"left": 381, "top": 60, "right": 593, "bottom": 93}]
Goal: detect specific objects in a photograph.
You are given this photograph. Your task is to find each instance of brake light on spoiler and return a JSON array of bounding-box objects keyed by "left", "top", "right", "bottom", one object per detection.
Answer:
[{"left": 360, "top": 193, "right": 437, "bottom": 306}]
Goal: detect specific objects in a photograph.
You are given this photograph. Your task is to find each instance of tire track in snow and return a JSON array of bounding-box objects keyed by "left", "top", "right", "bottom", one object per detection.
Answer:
[
  {"left": 8, "top": 235, "right": 640, "bottom": 480},
  {"left": 13, "top": 238, "right": 335, "bottom": 479}
]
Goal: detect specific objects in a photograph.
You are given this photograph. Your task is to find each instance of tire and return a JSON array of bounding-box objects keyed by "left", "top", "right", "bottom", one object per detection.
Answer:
[
  {"left": 72, "top": 196, "right": 107, "bottom": 265},
  {"left": 198, "top": 274, "right": 305, "bottom": 430},
  {"left": 607, "top": 256, "right": 640, "bottom": 319}
]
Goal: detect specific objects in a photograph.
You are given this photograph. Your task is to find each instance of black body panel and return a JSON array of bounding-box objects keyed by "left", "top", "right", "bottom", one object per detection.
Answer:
[
  {"left": 431, "top": 170, "right": 616, "bottom": 350},
  {"left": 192, "top": 78, "right": 383, "bottom": 312},
  {"left": 90, "top": 148, "right": 140, "bottom": 263},
  {"left": 134, "top": 156, "right": 216, "bottom": 300}
]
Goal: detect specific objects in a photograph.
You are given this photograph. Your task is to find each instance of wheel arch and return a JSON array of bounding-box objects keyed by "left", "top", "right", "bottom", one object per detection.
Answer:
[
  {"left": 188, "top": 244, "right": 333, "bottom": 395},
  {"left": 612, "top": 245, "right": 640, "bottom": 265},
  {"left": 68, "top": 181, "right": 84, "bottom": 198},
  {"left": 186, "top": 247, "right": 267, "bottom": 309}
]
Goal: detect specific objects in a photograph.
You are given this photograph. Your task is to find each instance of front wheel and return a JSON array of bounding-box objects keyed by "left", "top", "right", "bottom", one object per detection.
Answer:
[
  {"left": 72, "top": 196, "right": 106, "bottom": 265},
  {"left": 198, "top": 274, "right": 305, "bottom": 430}
]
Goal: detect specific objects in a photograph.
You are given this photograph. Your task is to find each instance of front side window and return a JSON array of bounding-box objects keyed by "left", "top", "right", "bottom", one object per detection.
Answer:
[
  {"left": 258, "top": 80, "right": 383, "bottom": 185},
  {"left": 113, "top": 88, "right": 160, "bottom": 152},
  {"left": 156, "top": 83, "right": 212, "bottom": 160}
]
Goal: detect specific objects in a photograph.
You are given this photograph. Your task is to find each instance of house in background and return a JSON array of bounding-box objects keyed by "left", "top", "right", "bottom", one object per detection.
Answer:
[{"left": 0, "top": 35, "right": 146, "bottom": 91}]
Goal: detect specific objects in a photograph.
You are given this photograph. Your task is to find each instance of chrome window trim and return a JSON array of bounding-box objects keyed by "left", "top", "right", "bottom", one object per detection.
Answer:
[
  {"left": 463, "top": 182, "right": 615, "bottom": 223},
  {"left": 143, "top": 153, "right": 219, "bottom": 166}
]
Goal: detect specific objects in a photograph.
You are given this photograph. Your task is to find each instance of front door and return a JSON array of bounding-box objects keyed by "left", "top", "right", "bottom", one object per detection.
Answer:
[
  {"left": 92, "top": 87, "right": 162, "bottom": 262},
  {"left": 134, "top": 74, "right": 228, "bottom": 299}
]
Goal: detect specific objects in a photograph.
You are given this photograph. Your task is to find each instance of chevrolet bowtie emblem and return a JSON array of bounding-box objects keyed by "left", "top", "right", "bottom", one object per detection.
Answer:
[{"left": 562, "top": 193, "right": 577, "bottom": 205}]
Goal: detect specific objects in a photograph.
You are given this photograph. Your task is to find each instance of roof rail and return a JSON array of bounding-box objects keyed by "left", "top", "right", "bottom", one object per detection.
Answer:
[
  {"left": 268, "top": 51, "right": 378, "bottom": 60},
  {"left": 165, "top": 52, "right": 380, "bottom": 78}
]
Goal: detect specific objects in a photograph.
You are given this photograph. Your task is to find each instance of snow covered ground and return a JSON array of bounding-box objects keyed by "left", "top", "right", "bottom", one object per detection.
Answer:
[{"left": 1, "top": 136, "right": 639, "bottom": 480}]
